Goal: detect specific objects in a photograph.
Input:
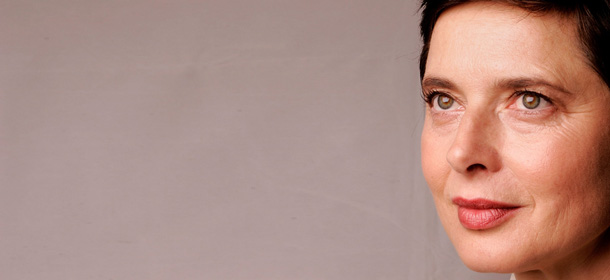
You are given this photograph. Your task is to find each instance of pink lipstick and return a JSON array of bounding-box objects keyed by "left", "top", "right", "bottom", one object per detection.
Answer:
[{"left": 452, "top": 197, "right": 520, "bottom": 230}]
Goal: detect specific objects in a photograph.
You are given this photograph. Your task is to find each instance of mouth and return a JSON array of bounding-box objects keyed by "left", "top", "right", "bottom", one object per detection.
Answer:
[{"left": 452, "top": 197, "right": 521, "bottom": 230}]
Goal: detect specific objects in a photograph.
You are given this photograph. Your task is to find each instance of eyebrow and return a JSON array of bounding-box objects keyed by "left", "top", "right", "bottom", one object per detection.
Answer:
[
  {"left": 421, "top": 77, "right": 458, "bottom": 90},
  {"left": 422, "top": 76, "right": 573, "bottom": 95},
  {"left": 497, "top": 78, "right": 573, "bottom": 95}
]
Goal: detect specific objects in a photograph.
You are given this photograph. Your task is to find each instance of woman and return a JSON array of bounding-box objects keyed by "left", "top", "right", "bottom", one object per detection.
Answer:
[{"left": 418, "top": 0, "right": 610, "bottom": 279}]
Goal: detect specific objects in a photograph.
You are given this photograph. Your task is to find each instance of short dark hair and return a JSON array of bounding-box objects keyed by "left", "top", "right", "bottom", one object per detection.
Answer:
[{"left": 418, "top": 0, "right": 610, "bottom": 88}]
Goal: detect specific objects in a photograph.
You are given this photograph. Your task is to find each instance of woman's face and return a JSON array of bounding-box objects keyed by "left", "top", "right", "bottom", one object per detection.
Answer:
[{"left": 421, "top": 2, "right": 610, "bottom": 273}]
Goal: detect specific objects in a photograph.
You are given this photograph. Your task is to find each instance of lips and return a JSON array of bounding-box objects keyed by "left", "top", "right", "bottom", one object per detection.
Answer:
[{"left": 452, "top": 197, "right": 521, "bottom": 230}]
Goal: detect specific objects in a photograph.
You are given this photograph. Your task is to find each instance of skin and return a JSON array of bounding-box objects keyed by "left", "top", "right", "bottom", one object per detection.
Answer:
[{"left": 421, "top": 2, "right": 610, "bottom": 279}]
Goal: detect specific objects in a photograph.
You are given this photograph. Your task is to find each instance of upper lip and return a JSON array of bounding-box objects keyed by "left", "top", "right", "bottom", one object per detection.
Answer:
[{"left": 452, "top": 197, "right": 520, "bottom": 209}]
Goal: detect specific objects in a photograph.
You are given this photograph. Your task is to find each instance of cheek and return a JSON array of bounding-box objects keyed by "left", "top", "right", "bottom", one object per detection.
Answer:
[
  {"left": 504, "top": 128, "right": 610, "bottom": 238},
  {"left": 503, "top": 136, "right": 554, "bottom": 182},
  {"left": 506, "top": 128, "right": 603, "bottom": 195},
  {"left": 421, "top": 125, "right": 452, "bottom": 196}
]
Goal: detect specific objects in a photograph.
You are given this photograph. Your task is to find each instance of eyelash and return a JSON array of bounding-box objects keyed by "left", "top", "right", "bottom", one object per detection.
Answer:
[
  {"left": 421, "top": 90, "right": 455, "bottom": 107},
  {"left": 421, "top": 90, "right": 553, "bottom": 107},
  {"left": 512, "top": 90, "right": 553, "bottom": 105},
  {"left": 421, "top": 90, "right": 446, "bottom": 105}
]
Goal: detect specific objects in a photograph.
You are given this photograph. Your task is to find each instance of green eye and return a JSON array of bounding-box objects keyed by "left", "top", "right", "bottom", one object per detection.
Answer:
[
  {"left": 437, "top": 94, "right": 455, "bottom": 110},
  {"left": 522, "top": 93, "right": 541, "bottom": 109}
]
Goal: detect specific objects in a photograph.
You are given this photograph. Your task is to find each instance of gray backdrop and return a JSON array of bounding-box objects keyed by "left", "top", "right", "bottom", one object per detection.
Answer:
[{"left": 1, "top": 0, "right": 508, "bottom": 279}]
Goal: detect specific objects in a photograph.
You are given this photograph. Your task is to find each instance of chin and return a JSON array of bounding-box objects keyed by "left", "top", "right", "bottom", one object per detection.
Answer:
[
  {"left": 440, "top": 212, "right": 528, "bottom": 274},
  {"left": 458, "top": 251, "right": 517, "bottom": 274}
]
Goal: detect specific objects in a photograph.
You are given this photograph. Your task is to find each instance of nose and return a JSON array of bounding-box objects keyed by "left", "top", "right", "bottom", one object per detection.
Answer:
[{"left": 446, "top": 110, "right": 502, "bottom": 174}]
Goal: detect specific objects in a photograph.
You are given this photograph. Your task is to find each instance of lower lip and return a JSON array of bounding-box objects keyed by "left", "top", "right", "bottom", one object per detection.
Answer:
[{"left": 457, "top": 207, "right": 519, "bottom": 230}]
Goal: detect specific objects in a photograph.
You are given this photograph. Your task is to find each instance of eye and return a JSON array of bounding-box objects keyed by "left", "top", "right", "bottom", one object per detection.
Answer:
[
  {"left": 515, "top": 91, "right": 550, "bottom": 110},
  {"left": 432, "top": 93, "right": 457, "bottom": 110},
  {"left": 521, "top": 92, "right": 540, "bottom": 109}
]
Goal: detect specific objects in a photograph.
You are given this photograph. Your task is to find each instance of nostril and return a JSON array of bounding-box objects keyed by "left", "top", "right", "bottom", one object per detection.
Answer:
[{"left": 467, "top": 163, "right": 487, "bottom": 172}]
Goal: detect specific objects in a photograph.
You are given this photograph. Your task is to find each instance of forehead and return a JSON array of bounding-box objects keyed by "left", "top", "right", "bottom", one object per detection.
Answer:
[{"left": 424, "top": 2, "right": 589, "bottom": 91}]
